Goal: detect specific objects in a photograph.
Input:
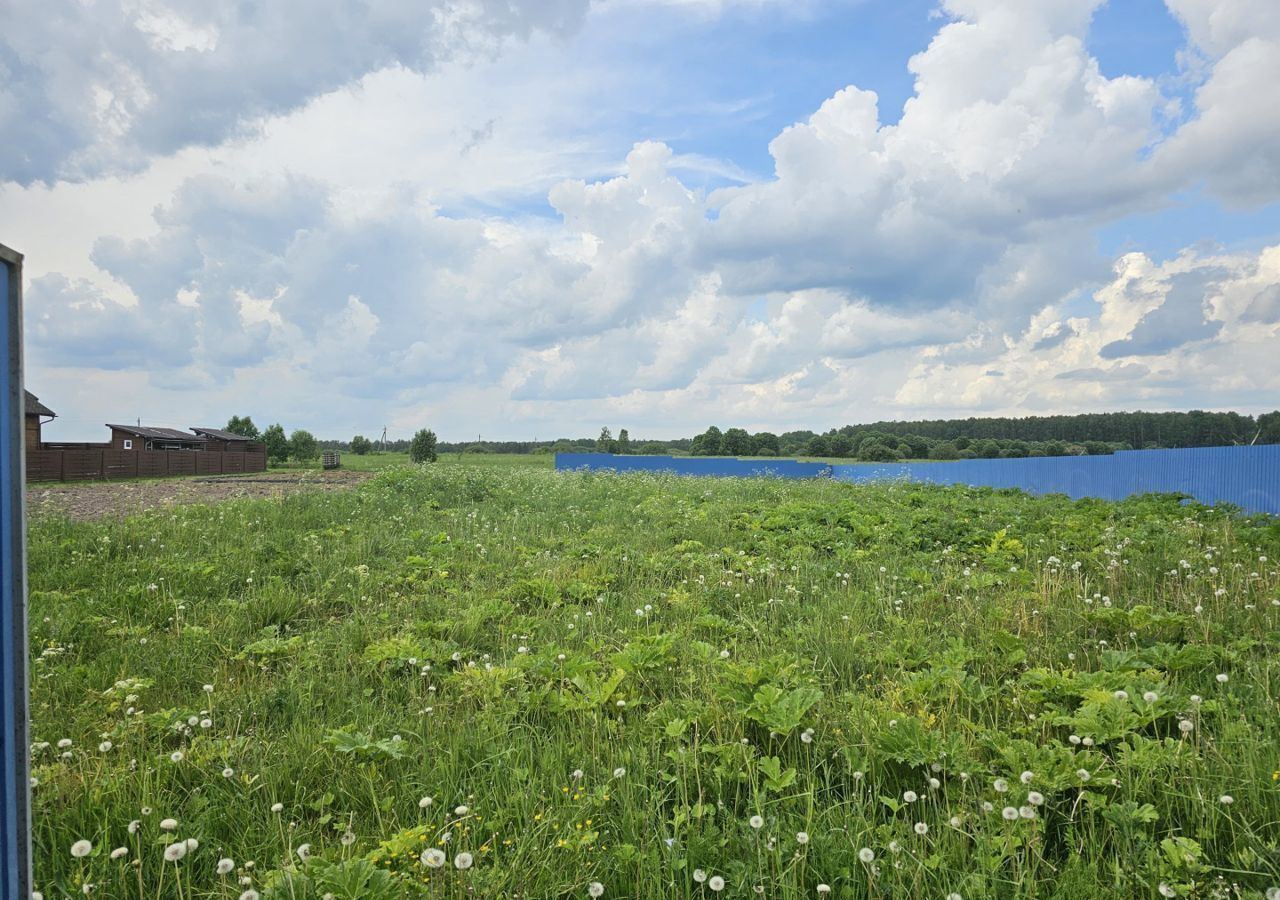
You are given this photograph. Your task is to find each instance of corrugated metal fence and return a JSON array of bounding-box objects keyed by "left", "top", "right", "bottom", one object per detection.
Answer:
[{"left": 555, "top": 445, "right": 1280, "bottom": 515}]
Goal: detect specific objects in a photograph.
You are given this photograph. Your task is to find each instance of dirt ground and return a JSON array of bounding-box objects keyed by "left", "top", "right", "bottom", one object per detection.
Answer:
[{"left": 26, "top": 469, "right": 376, "bottom": 522}]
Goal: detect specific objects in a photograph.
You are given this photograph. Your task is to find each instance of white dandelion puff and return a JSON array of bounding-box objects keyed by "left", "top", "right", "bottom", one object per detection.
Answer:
[
  {"left": 163, "top": 843, "right": 187, "bottom": 862},
  {"left": 421, "top": 848, "right": 446, "bottom": 868},
  {"left": 858, "top": 848, "right": 874, "bottom": 863},
  {"left": 217, "top": 858, "right": 235, "bottom": 875},
  {"left": 454, "top": 852, "right": 473, "bottom": 870},
  {"left": 418, "top": 796, "right": 433, "bottom": 809},
  {"left": 71, "top": 840, "right": 93, "bottom": 858},
  {"left": 708, "top": 876, "right": 725, "bottom": 892},
  {"left": 160, "top": 819, "right": 178, "bottom": 831},
  {"left": 588, "top": 883, "right": 605, "bottom": 898},
  {"left": 795, "top": 831, "right": 809, "bottom": 844},
  {"left": 295, "top": 844, "right": 311, "bottom": 863},
  {"left": 749, "top": 815, "right": 764, "bottom": 829}
]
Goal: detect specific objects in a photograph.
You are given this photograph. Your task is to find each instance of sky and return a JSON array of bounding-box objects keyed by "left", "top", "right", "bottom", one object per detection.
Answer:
[{"left": 2, "top": 0, "right": 1279, "bottom": 442}]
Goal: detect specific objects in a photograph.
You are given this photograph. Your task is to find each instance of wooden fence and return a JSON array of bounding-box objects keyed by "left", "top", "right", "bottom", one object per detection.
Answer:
[{"left": 27, "top": 449, "right": 266, "bottom": 483}]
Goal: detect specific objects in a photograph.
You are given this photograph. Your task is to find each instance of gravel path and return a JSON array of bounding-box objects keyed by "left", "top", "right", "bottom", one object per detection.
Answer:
[{"left": 26, "top": 469, "right": 375, "bottom": 522}]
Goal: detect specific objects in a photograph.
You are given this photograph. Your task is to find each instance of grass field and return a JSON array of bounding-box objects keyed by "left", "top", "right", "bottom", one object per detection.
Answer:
[{"left": 26, "top": 458, "right": 1280, "bottom": 899}]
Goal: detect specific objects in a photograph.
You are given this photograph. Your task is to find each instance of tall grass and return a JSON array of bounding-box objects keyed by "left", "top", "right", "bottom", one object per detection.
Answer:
[{"left": 26, "top": 463, "right": 1280, "bottom": 898}]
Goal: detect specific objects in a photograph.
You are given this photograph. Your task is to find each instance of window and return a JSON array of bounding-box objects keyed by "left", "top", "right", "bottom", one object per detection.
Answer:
[{"left": 123, "top": 439, "right": 133, "bottom": 450}]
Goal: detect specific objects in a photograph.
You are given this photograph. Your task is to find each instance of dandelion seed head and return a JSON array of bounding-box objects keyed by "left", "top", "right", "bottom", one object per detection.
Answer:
[
  {"left": 858, "top": 847, "right": 875, "bottom": 863},
  {"left": 419, "top": 796, "right": 433, "bottom": 809},
  {"left": 708, "top": 876, "right": 725, "bottom": 891},
  {"left": 1143, "top": 691, "right": 1158, "bottom": 703},
  {"left": 163, "top": 842, "right": 187, "bottom": 862},
  {"left": 270, "top": 803, "right": 283, "bottom": 813},
  {"left": 160, "top": 819, "right": 178, "bottom": 831},
  {"left": 1002, "top": 806, "right": 1019, "bottom": 821},
  {"left": 588, "top": 882, "right": 605, "bottom": 897},
  {"left": 454, "top": 852, "right": 473, "bottom": 870},
  {"left": 693, "top": 869, "right": 708, "bottom": 883},
  {"left": 903, "top": 790, "right": 918, "bottom": 803},
  {"left": 295, "top": 844, "right": 311, "bottom": 863},
  {"left": 913, "top": 822, "right": 928, "bottom": 835},
  {"left": 1219, "top": 795, "right": 1234, "bottom": 805},
  {"left": 421, "top": 848, "right": 446, "bottom": 868},
  {"left": 749, "top": 815, "right": 764, "bottom": 829},
  {"left": 795, "top": 831, "right": 809, "bottom": 844},
  {"left": 217, "top": 858, "right": 235, "bottom": 875}
]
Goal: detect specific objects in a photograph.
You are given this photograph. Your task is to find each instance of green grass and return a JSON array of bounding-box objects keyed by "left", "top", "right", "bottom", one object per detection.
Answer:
[{"left": 26, "top": 464, "right": 1280, "bottom": 899}]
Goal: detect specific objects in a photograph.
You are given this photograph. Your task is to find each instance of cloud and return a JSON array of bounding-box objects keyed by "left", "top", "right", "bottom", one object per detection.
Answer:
[
  {"left": 1242, "top": 284, "right": 1280, "bottom": 323},
  {"left": 12, "top": 0, "right": 1280, "bottom": 439},
  {"left": 1099, "top": 267, "right": 1226, "bottom": 357},
  {"left": 0, "top": 0, "right": 590, "bottom": 184}
]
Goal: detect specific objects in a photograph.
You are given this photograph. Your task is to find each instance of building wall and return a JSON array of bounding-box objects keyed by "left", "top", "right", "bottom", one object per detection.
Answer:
[{"left": 24, "top": 415, "right": 40, "bottom": 452}]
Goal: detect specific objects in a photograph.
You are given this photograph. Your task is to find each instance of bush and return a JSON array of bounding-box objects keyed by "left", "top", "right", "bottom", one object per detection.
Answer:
[
  {"left": 351, "top": 435, "right": 372, "bottom": 455},
  {"left": 410, "top": 429, "right": 438, "bottom": 464}
]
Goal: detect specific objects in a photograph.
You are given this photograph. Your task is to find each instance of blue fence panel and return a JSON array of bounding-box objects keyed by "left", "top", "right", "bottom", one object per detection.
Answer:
[
  {"left": 555, "top": 453, "right": 834, "bottom": 479},
  {"left": 1, "top": 245, "right": 30, "bottom": 900},
  {"left": 556, "top": 447, "right": 1280, "bottom": 515}
]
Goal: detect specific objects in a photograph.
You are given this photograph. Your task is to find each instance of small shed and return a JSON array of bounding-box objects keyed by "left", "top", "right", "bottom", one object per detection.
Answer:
[
  {"left": 24, "top": 390, "right": 55, "bottom": 452},
  {"left": 106, "top": 424, "right": 207, "bottom": 452}
]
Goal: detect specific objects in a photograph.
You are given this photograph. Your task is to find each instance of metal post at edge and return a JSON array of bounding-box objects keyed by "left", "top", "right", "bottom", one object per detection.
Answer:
[{"left": 0, "top": 242, "right": 31, "bottom": 900}]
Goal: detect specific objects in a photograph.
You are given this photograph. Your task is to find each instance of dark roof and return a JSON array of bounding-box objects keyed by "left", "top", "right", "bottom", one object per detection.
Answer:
[
  {"left": 191, "top": 427, "right": 254, "bottom": 442},
  {"left": 106, "top": 424, "right": 206, "bottom": 442},
  {"left": 24, "top": 390, "right": 55, "bottom": 418}
]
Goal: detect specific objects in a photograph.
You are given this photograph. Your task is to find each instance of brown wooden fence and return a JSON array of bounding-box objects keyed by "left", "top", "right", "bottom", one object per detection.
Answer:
[{"left": 27, "top": 449, "right": 267, "bottom": 483}]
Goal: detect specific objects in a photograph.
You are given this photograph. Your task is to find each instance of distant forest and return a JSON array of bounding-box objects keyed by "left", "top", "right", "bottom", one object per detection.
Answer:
[{"left": 322, "top": 409, "right": 1280, "bottom": 461}]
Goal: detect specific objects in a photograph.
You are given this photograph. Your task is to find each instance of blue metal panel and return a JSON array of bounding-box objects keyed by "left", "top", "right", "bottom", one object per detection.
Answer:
[
  {"left": 0, "top": 246, "right": 30, "bottom": 900},
  {"left": 556, "top": 448, "right": 1280, "bottom": 515},
  {"left": 556, "top": 453, "right": 833, "bottom": 479}
]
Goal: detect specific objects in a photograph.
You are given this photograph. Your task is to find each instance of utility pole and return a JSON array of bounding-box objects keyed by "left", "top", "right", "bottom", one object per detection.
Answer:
[{"left": 380, "top": 426, "right": 387, "bottom": 453}]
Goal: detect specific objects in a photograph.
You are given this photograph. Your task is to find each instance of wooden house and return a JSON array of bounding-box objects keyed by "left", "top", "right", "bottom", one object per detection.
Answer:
[
  {"left": 190, "top": 427, "right": 257, "bottom": 452},
  {"left": 106, "top": 424, "right": 207, "bottom": 452},
  {"left": 24, "top": 390, "right": 55, "bottom": 452}
]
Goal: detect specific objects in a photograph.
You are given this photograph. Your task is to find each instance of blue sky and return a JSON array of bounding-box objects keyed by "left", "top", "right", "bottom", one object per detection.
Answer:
[{"left": 2, "top": 0, "right": 1279, "bottom": 440}]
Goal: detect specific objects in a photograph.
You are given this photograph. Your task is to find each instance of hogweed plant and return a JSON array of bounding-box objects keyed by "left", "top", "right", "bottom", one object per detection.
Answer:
[{"left": 23, "top": 460, "right": 1280, "bottom": 897}]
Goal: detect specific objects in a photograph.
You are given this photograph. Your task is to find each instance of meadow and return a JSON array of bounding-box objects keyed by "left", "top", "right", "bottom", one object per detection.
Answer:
[{"left": 26, "top": 459, "right": 1280, "bottom": 899}]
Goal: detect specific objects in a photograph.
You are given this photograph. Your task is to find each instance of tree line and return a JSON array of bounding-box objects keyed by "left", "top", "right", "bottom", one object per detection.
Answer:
[{"left": 275, "top": 408, "right": 1280, "bottom": 461}]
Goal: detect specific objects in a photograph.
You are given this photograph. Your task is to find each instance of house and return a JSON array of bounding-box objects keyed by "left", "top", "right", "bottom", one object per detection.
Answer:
[
  {"left": 24, "top": 390, "right": 55, "bottom": 452},
  {"left": 190, "top": 427, "right": 256, "bottom": 452},
  {"left": 105, "top": 424, "right": 207, "bottom": 452}
]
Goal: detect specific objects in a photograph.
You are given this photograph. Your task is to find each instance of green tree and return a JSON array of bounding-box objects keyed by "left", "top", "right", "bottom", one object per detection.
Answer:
[
  {"left": 616, "top": 429, "right": 631, "bottom": 454},
  {"left": 596, "top": 427, "right": 617, "bottom": 453},
  {"left": 691, "top": 426, "right": 723, "bottom": 456},
  {"left": 857, "top": 441, "right": 897, "bottom": 462},
  {"left": 289, "top": 429, "right": 318, "bottom": 460},
  {"left": 350, "top": 435, "right": 372, "bottom": 455},
  {"left": 410, "top": 429, "right": 438, "bottom": 463},
  {"left": 262, "top": 424, "right": 289, "bottom": 464},
  {"left": 722, "top": 428, "right": 752, "bottom": 456},
  {"left": 224, "top": 415, "right": 260, "bottom": 439}
]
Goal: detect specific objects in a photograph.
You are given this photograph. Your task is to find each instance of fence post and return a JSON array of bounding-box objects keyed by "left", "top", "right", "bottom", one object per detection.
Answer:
[{"left": 1, "top": 243, "right": 32, "bottom": 899}]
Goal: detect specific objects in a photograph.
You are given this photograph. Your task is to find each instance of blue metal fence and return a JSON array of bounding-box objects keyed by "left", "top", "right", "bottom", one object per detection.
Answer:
[
  {"left": 555, "top": 445, "right": 1280, "bottom": 515},
  {"left": 1, "top": 244, "right": 30, "bottom": 900}
]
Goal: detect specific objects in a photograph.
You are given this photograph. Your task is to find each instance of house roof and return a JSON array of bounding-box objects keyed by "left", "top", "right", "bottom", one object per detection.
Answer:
[
  {"left": 24, "top": 390, "right": 55, "bottom": 418},
  {"left": 106, "top": 424, "right": 206, "bottom": 442},
  {"left": 191, "top": 427, "right": 255, "bottom": 442}
]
